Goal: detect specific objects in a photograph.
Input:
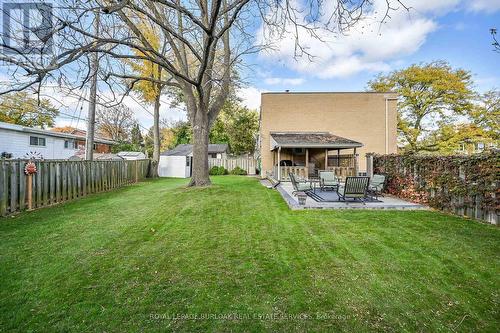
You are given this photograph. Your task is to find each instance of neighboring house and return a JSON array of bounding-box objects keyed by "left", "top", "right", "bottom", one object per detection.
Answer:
[
  {"left": 158, "top": 143, "right": 229, "bottom": 178},
  {"left": 117, "top": 151, "right": 147, "bottom": 160},
  {"left": 457, "top": 141, "right": 497, "bottom": 155},
  {"left": 51, "top": 127, "right": 113, "bottom": 154},
  {"left": 259, "top": 92, "right": 398, "bottom": 180},
  {"left": 0, "top": 121, "right": 115, "bottom": 159}
]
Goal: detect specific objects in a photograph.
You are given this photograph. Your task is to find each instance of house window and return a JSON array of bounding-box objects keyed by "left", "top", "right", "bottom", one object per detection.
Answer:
[
  {"left": 93, "top": 143, "right": 97, "bottom": 150},
  {"left": 209, "top": 153, "right": 217, "bottom": 158},
  {"left": 186, "top": 156, "right": 191, "bottom": 166},
  {"left": 30, "top": 136, "right": 46, "bottom": 146},
  {"left": 64, "top": 140, "right": 78, "bottom": 149}
]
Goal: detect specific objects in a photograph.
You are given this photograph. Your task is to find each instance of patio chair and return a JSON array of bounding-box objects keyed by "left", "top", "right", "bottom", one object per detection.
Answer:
[
  {"left": 368, "top": 174, "right": 386, "bottom": 199},
  {"left": 289, "top": 172, "right": 312, "bottom": 194},
  {"left": 319, "top": 171, "right": 340, "bottom": 191},
  {"left": 338, "top": 176, "right": 370, "bottom": 203}
]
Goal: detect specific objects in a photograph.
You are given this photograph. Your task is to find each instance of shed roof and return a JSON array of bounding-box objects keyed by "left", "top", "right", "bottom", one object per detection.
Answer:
[
  {"left": 161, "top": 143, "right": 229, "bottom": 156},
  {"left": 270, "top": 132, "right": 362, "bottom": 149},
  {"left": 117, "top": 151, "right": 146, "bottom": 157},
  {"left": 71, "top": 153, "right": 123, "bottom": 160}
]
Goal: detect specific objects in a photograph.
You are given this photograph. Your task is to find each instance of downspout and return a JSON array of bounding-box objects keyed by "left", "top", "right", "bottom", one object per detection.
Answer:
[
  {"left": 385, "top": 96, "right": 398, "bottom": 154},
  {"left": 257, "top": 105, "right": 262, "bottom": 174}
]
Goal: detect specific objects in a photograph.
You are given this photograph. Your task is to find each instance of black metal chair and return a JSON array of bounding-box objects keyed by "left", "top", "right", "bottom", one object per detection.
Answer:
[
  {"left": 338, "top": 176, "right": 370, "bottom": 203},
  {"left": 319, "top": 170, "right": 340, "bottom": 191},
  {"left": 289, "top": 173, "right": 312, "bottom": 195},
  {"left": 368, "top": 174, "right": 386, "bottom": 199}
]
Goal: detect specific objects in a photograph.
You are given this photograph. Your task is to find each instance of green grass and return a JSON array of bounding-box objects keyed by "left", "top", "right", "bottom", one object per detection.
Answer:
[{"left": 0, "top": 176, "right": 498, "bottom": 332}]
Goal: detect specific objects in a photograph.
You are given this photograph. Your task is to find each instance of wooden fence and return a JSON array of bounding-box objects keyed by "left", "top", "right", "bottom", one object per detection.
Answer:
[
  {"left": 0, "top": 159, "right": 150, "bottom": 216},
  {"left": 208, "top": 157, "right": 257, "bottom": 175},
  {"left": 369, "top": 153, "right": 499, "bottom": 225}
]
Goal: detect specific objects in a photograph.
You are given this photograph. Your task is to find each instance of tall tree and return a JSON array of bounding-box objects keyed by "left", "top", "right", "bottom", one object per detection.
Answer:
[
  {"left": 210, "top": 100, "right": 258, "bottom": 154},
  {"left": 51, "top": 126, "right": 79, "bottom": 134},
  {"left": 0, "top": 0, "right": 407, "bottom": 186},
  {"left": 0, "top": 92, "right": 59, "bottom": 128},
  {"left": 420, "top": 122, "right": 495, "bottom": 155},
  {"left": 368, "top": 61, "right": 475, "bottom": 152},
  {"left": 130, "top": 123, "right": 144, "bottom": 148},
  {"left": 469, "top": 90, "right": 500, "bottom": 140},
  {"left": 144, "top": 126, "right": 174, "bottom": 157},
  {"left": 160, "top": 127, "right": 175, "bottom": 150},
  {"left": 127, "top": 21, "right": 167, "bottom": 177},
  {"left": 169, "top": 100, "right": 258, "bottom": 155},
  {"left": 428, "top": 89, "right": 500, "bottom": 155},
  {"left": 96, "top": 104, "right": 135, "bottom": 141},
  {"left": 170, "top": 120, "right": 193, "bottom": 147}
]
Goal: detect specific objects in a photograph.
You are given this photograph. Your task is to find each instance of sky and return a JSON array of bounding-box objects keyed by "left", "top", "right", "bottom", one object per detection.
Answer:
[
  {"left": 239, "top": 0, "right": 500, "bottom": 110},
  {"left": 1, "top": 0, "right": 499, "bottom": 131}
]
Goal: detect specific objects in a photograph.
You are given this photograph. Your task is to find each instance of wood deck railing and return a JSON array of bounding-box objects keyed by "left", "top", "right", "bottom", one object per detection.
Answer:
[
  {"left": 324, "top": 166, "right": 357, "bottom": 179},
  {"left": 276, "top": 166, "right": 308, "bottom": 181},
  {"left": 272, "top": 165, "right": 356, "bottom": 181}
]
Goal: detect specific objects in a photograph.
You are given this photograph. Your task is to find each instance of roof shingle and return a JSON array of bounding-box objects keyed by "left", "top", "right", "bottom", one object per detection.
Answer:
[
  {"left": 270, "top": 132, "right": 362, "bottom": 149},
  {"left": 161, "top": 144, "right": 229, "bottom": 156}
]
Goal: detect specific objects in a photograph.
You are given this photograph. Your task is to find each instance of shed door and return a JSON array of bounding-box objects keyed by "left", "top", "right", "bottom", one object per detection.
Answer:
[{"left": 186, "top": 156, "right": 193, "bottom": 177}]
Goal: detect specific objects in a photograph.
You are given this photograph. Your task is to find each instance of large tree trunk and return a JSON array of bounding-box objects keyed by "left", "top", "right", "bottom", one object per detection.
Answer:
[
  {"left": 188, "top": 108, "right": 211, "bottom": 186},
  {"left": 151, "top": 91, "right": 161, "bottom": 178}
]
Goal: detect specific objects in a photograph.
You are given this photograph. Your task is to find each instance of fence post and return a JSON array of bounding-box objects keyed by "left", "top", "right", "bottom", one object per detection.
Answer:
[
  {"left": 18, "top": 163, "right": 26, "bottom": 211},
  {"left": 135, "top": 160, "right": 138, "bottom": 183},
  {"left": 10, "top": 162, "right": 18, "bottom": 213},
  {"left": 0, "top": 161, "right": 7, "bottom": 216},
  {"left": 366, "top": 153, "right": 373, "bottom": 178},
  {"left": 27, "top": 174, "right": 33, "bottom": 210}
]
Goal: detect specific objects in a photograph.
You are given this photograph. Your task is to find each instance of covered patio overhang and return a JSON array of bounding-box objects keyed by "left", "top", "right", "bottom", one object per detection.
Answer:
[{"left": 270, "top": 132, "right": 363, "bottom": 181}]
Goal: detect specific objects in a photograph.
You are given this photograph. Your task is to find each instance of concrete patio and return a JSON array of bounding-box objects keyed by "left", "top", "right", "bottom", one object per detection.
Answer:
[{"left": 264, "top": 180, "right": 427, "bottom": 210}]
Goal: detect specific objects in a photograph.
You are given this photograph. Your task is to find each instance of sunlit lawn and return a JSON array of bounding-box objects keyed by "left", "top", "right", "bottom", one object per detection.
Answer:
[{"left": 0, "top": 176, "right": 498, "bottom": 332}]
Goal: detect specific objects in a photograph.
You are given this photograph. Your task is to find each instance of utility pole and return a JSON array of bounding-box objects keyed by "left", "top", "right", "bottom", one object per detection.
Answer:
[{"left": 85, "top": 10, "right": 100, "bottom": 161}]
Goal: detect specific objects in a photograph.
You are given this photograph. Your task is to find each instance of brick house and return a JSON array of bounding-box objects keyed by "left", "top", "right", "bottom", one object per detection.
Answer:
[{"left": 258, "top": 92, "right": 398, "bottom": 180}]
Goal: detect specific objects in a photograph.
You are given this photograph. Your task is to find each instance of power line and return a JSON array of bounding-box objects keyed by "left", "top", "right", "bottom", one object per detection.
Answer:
[
  {"left": 74, "top": 89, "right": 87, "bottom": 129},
  {"left": 69, "top": 88, "right": 85, "bottom": 128},
  {"left": 18, "top": 109, "right": 88, "bottom": 122}
]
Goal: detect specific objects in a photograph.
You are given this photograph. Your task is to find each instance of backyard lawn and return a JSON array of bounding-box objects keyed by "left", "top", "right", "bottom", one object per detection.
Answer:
[{"left": 0, "top": 176, "right": 498, "bottom": 332}]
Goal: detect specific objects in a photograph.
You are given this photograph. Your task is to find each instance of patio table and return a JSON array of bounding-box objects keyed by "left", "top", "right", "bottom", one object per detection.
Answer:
[
  {"left": 307, "top": 177, "right": 320, "bottom": 192},
  {"left": 316, "top": 177, "right": 342, "bottom": 193},
  {"left": 321, "top": 183, "right": 340, "bottom": 192}
]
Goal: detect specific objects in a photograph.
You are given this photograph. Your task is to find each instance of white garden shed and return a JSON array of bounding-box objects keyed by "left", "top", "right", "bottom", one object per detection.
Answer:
[{"left": 158, "top": 144, "right": 228, "bottom": 178}]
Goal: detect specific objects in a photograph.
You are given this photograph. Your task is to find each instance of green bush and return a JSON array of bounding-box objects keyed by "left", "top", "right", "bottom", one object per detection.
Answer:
[
  {"left": 209, "top": 166, "right": 220, "bottom": 175},
  {"left": 230, "top": 166, "right": 248, "bottom": 175},
  {"left": 209, "top": 166, "right": 228, "bottom": 175}
]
